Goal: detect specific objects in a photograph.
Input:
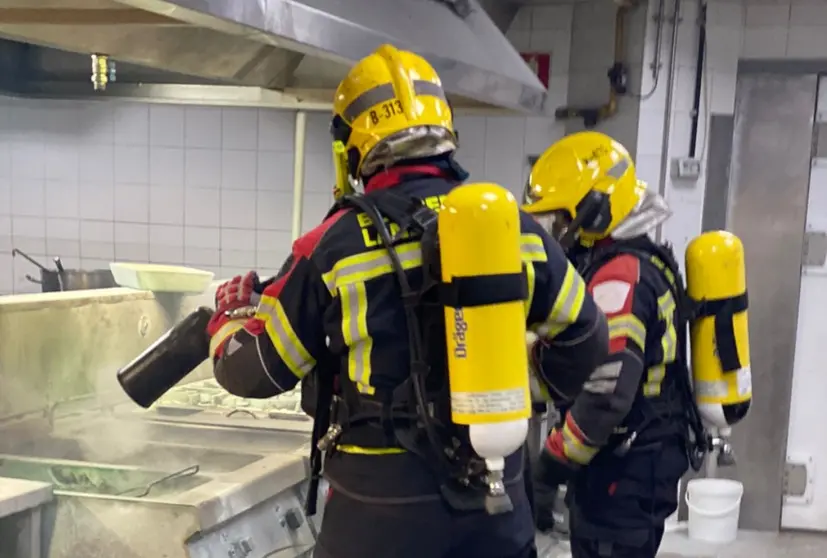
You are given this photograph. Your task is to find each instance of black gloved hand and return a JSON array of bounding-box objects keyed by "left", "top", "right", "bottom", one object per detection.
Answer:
[
  {"left": 533, "top": 477, "right": 560, "bottom": 533},
  {"left": 533, "top": 442, "right": 578, "bottom": 532},
  {"left": 535, "top": 445, "right": 577, "bottom": 487}
]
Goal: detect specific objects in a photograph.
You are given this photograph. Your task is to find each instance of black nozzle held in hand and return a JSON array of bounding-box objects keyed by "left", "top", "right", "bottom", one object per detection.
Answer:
[{"left": 117, "top": 306, "right": 213, "bottom": 408}]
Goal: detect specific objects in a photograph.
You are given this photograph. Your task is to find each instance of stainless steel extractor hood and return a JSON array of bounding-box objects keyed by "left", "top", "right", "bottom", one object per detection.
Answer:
[{"left": 0, "top": 0, "right": 547, "bottom": 113}]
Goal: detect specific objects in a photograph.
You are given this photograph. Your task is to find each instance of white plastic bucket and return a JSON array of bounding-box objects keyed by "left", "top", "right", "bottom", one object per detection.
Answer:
[{"left": 685, "top": 478, "right": 744, "bottom": 544}]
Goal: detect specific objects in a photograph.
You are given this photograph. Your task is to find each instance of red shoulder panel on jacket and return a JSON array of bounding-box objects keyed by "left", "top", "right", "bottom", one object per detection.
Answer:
[
  {"left": 588, "top": 253, "right": 640, "bottom": 291},
  {"left": 261, "top": 208, "right": 349, "bottom": 300},
  {"left": 587, "top": 254, "right": 641, "bottom": 354},
  {"left": 293, "top": 208, "right": 349, "bottom": 259}
]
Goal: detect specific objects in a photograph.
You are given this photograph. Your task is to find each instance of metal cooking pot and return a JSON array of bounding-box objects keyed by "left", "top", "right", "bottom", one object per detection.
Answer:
[{"left": 12, "top": 249, "right": 117, "bottom": 293}]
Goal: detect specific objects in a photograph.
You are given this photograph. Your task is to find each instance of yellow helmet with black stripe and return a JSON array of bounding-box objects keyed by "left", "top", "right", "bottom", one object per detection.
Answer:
[
  {"left": 523, "top": 131, "right": 648, "bottom": 245},
  {"left": 330, "top": 44, "right": 457, "bottom": 180}
]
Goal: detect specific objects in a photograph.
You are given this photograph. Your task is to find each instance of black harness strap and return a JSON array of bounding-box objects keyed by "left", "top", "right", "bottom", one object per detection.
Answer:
[
  {"left": 312, "top": 188, "right": 532, "bottom": 512},
  {"left": 304, "top": 191, "right": 447, "bottom": 517},
  {"left": 341, "top": 191, "right": 458, "bottom": 471},
  {"left": 693, "top": 293, "right": 748, "bottom": 373},
  {"left": 356, "top": 190, "right": 529, "bottom": 310},
  {"left": 580, "top": 240, "right": 708, "bottom": 470},
  {"left": 441, "top": 273, "right": 528, "bottom": 308},
  {"left": 304, "top": 368, "right": 334, "bottom": 515}
]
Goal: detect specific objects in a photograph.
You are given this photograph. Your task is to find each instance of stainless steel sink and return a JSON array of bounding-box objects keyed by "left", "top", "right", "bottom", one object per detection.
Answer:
[
  {"left": 0, "top": 434, "right": 264, "bottom": 474},
  {"left": 0, "top": 436, "right": 88, "bottom": 461},
  {"left": 145, "top": 422, "right": 309, "bottom": 453},
  {"left": 0, "top": 455, "right": 210, "bottom": 497},
  {"left": 60, "top": 416, "right": 311, "bottom": 455},
  {"left": 110, "top": 444, "right": 262, "bottom": 473}
]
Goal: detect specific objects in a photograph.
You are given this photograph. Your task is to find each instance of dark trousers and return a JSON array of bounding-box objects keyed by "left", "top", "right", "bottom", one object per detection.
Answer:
[
  {"left": 566, "top": 437, "right": 688, "bottom": 558},
  {"left": 313, "top": 483, "right": 537, "bottom": 558},
  {"left": 569, "top": 528, "right": 664, "bottom": 558}
]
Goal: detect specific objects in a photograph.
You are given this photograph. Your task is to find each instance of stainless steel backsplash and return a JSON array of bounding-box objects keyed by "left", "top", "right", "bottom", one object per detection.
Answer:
[{"left": 0, "top": 283, "right": 220, "bottom": 418}]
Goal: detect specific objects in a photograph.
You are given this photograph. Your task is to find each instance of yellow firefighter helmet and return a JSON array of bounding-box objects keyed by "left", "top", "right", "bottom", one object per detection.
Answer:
[
  {"left": 522, "top": 131, "right": 647, "bottom": 244},
  {"left": 330, "top": 44, "right": 457, "bottom": 180}
]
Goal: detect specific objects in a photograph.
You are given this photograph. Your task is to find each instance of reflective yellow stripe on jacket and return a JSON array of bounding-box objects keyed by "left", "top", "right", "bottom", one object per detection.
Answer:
[
  {"left": 322, "top": 243, "right": 423, "bottom": 394},
  {"left": 319, "top": 237, "right": 548, "bottom": 394},
  {"left": 521, "top": 233, "right": 547, "bottom": 315},
  {"left": 560, "top": 419, "right": 599, "bottom": 465},
  {"left": 335, "top": 445, "right": 406, "bottom": 455},
  {"left": 607, "top": 314, "right": 647, "bottom": 353},
  {"left": 539, "top": 262, "right": 586, "bottom": 338},
  {"left": 340, "top": 282, "right": 374, "bottom": 395},
  {"left": 256, "top": 294, "right": 316, "bottom": 379},
  {"left": 657, "top": 291, "right": 677, "bottom": 362},
  {"left": 322, "top": 242, "right": 424, "bottom": 294},
  {"left": 643, "top": 291, "right": 678, "bottom": 397},
  {"left": 643, "top": 365, "right": 666, "bottom": 397},
  {"left": 208, "top": 319, "right": 246, "bottom": 359}
]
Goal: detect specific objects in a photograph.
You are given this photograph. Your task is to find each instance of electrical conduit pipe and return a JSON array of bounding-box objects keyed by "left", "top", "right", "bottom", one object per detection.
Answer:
[{"left": 291, "top": 111, "right": 308, "bottom": 241}]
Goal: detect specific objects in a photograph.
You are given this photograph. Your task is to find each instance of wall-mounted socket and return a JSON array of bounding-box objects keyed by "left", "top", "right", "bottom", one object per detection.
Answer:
[{"left": 670, "top": 157, "right": 702, "bottom": 181}]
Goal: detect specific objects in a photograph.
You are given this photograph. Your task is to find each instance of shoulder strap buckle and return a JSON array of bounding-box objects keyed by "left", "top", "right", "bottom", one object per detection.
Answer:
[
  {"left": 361, "top": 190, "right": 438, "bottom": 240},
  {"left": 409, "top": 205, "right": 438, "bottom": 232}
]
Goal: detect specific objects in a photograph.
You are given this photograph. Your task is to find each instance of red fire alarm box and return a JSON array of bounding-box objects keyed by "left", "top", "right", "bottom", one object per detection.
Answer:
[{"left": 520, "top": 52, "right": 551, "bottom": 90}]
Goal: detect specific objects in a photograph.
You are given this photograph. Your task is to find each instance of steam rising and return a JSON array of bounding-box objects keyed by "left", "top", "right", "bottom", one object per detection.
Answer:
[{"left": 0, "top": 288, "right": 220, "bottom": 477}]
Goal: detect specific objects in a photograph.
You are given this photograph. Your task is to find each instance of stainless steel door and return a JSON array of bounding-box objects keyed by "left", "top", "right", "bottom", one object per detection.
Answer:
[
  {"left": 781, "top": 75, "right": 827, "bottom": 531},
  {"left": 724, "top": 73, "right": 817, "bottom": 531}
]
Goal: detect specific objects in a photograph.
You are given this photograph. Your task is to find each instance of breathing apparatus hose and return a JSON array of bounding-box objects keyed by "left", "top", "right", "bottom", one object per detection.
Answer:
[
  {"left": 343, "top": 195, "right": 453, "bottom": 473},
  {"left": 656, "top": 246, "right": 708, "bottom": 472},
  {"left": 583, "top": 242, "right": 707, "bottom": 471}
]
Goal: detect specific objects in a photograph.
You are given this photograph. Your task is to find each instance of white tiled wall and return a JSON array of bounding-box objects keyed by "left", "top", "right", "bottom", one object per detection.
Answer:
[
  {"left": 632, "top": 0, "right": 827, "bottom": 263},
  {"left": 566, "top": 2, "right": 650, "bottom": 154},
  {"left": 632, "top": 0, "right": 710, "bottom": 265},
  {"left": 0, "top": 99, "right": 323, "bottom": 294},
  {"left": 449, "top": 4, "right": 573, "bottom": 235},
  {"left": 8, "top": 1, "right": 819, "bottom": 296},
  {"left": 506, "top": 3, "right": 572, "bottom": 113},
  {"left": 520, "top": 0, "right": 827, "bottom": 266},
  {"left": 0, "top": 4, "right": 573, "bottom": 295}
]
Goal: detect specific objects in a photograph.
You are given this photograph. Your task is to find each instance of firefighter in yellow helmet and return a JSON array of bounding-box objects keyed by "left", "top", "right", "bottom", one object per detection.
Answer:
[
  {"left": 524, "top": 131, "right": 702, "bottom": 558},
  {"left": 205, "top": 46, "right": 608, "bottom": 558}
]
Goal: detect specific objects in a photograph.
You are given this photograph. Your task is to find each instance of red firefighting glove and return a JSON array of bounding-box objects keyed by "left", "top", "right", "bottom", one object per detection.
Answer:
[{"left": 206, "top": 271, "right": 260, "bottom": 358}]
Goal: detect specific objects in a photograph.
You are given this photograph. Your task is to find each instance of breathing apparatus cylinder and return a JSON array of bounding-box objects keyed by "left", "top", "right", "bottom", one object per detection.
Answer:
[
  {"left": 685, "top": 231, "right": 752, "bottom": 432},
  {"left": 438, "top": 182, "right": 531, "bottom": 514}
]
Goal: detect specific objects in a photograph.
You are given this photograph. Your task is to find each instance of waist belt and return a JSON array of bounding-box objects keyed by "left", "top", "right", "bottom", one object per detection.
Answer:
[
  {"left": 331, "top": 395, "right": 427, "bottom": 452},
  {"left": 335, "top": 396, "right": 420, "bottom": 428},
  {"left": 335, "top": 420, "right": 409, "bottom": 450}
]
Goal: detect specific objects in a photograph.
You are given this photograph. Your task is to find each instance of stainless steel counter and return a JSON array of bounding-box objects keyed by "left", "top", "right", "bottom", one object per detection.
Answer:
[
  {"left": 0, "top": 478, "right": 54, "bottom": 558},
  {"left": 0, "top": 288, "right": 324, "bottom": 558},
  {"left": 0, "top": 411, "right": 323, "bottom": 558}
]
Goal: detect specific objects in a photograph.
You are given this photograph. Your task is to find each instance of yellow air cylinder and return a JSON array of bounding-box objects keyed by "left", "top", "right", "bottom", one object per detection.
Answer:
[
  {"left": 685, "top": 231, "right": 752, "bottom": 431},
  {"left": 438, "top": 182, "right": 531, "bottom": 503}
]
